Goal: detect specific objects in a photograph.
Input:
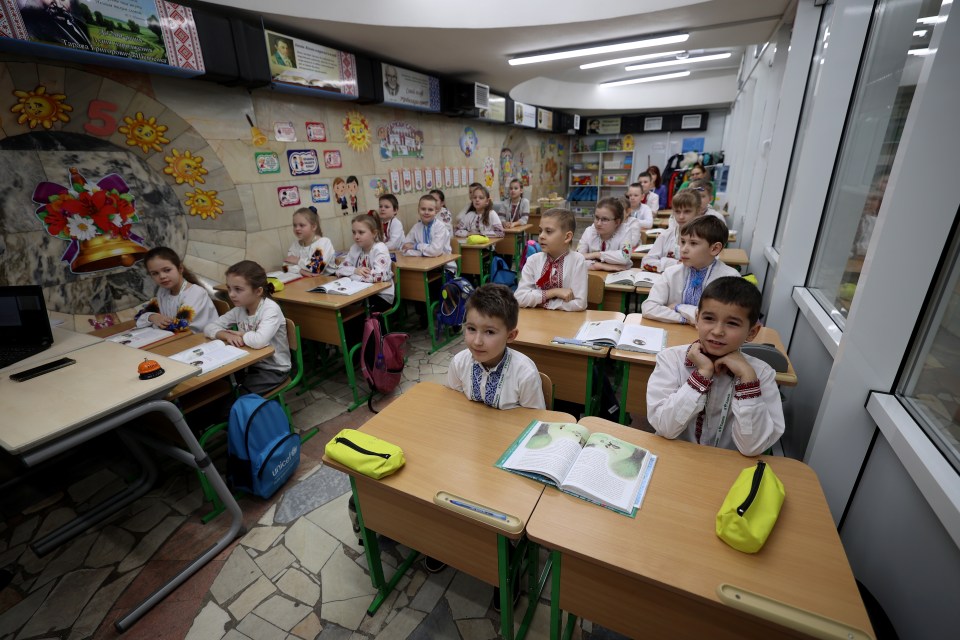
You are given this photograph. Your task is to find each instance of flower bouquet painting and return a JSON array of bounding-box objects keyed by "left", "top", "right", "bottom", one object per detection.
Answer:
[{"left": 33, "top": 168, "right": 148, "bottom": 273}]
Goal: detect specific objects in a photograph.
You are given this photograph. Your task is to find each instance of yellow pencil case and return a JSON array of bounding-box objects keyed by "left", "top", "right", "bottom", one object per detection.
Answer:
[
  {"left": 325, "top": 429, "right": 405, "bottom": 479},
  {"left": 715, "top": 460, "right": 785, "bottom": 553},
  {"left": 466, "top": 234, "right": 490, "bottom": 244}
]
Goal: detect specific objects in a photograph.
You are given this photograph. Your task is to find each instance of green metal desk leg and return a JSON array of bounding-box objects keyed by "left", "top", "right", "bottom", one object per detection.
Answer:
[
  {"left": 498, "top": 535, "right": 514, "bottom": 640},
  {"left": 618, "top": 361, "right": 630, "bottom": 425},
  {"left": 425, "top": 270, "right": 459, "bottom": 354},
  {"left": 548, "top": 551, "right": 578, "bottom": 640},
  {"left": 337, "top": 310, "right": 372, "bottom": 411},
  {"left": 583, "top": 356, "right": 596, "bottom": 416}
]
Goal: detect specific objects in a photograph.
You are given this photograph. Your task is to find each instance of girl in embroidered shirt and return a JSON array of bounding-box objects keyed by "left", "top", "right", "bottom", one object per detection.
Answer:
[
  {"left": 337, "top": 211, "right": 395, "bottom": 312},
  {"left": 136, "top": 247, "right": 217, "bottom": 333},
  {"left": 285, "top": 206, "right": 335, "bottom": 275},
  {"left": 429, "top": 188, "right": 453, "bottom": 231},
  {"left": 204, "top": 260, "right": 291, "bottom": 395},
  {"left": 455, "top": 185, "right": 504, "bottom": 238},
  {"left": 577, "top": 197, "right": 633, "bottom": 271},
  {"left": 501, "top": 178, "right": 530, "bottom": 228}
]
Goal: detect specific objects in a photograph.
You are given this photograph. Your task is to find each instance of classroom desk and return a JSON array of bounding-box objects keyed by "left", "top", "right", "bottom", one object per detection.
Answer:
[
  {"left": 630, "top": 247, "right": 748, "bottom": 269},
  {"left": 394, "top": 253, "right": 461, "bottom": 353},
  {"left": 0, "top": 326, "right": 102, "bottom": 376},
  {"left": 457, "top": 237, "right": 499, "bottom": 284},
  {"left": 90, "top": 318, "right": 192, "bottom": 349},
  {"left": 611, "top": 315, "right": 797, "bottom": 423},
  {"left": 527, "top": 417, "right": 874, "bottom": 640},
  {"left": 587, "top": 270, "right": 634, "bottom": 313},
  {"left": 271, "top": 275, "right": 391, "bottom": 410},
  {"left": 0, "top": 338, "right": 244, "bottom": 632},
  {"left": 323, "top": 382, "right": 576, "bottom": 640},
  {"left": 640, "top": 229, "right": 738, "bottom": 245},
  {"left": 511, "top": 308, "right": 624, "bottom": 415},
  {"left": 497, "top": 223, "right": 532, "bottom": 268}
]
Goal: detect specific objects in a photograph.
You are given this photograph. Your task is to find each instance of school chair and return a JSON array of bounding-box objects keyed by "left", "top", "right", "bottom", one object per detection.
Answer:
[
  {"left": 212, "top": 297, "right": 230, "bottom": 316},
  {"left": 539, "top": 372, "right": 554, "bottom": 410},
  {"left": 196, "top": 318, "right": 308, "bottom": 522},
  {"left": 587, "top": 275, "right": 605, "bottom": 310},
  {"left": 381, "top": 265, "right": 402, "bottom": 333}
]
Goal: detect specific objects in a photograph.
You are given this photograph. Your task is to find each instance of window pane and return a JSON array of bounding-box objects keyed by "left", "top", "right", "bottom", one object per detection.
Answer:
[
  {"left": 900, "top": 223, "right": 960, "bottom": 474},
  {"left": 808, "top": 0, "right": 948, "bottom": 323},
  {"left": 773, "top": 1, "right": 835, "bottom": 248}
]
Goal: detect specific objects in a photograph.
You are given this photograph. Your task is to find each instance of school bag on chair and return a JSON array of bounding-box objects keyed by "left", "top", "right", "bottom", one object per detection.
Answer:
[
  {"left": 489, "top": 255, "right": 518, "bottom": 289},
  {"left": 227, "top": 394, "right": 300, "bottom": 499},
  {"left": 360, "top": 312, "right": 408, "bottom": 412},
  {"left": 436, "top": 275, "right": 474, "bottom": 339}
]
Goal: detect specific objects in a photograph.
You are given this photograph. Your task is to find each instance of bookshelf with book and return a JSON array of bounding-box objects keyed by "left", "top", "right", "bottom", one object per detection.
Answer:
[{"left": 568, "top": 137, "right": 634, "bottom": 209}]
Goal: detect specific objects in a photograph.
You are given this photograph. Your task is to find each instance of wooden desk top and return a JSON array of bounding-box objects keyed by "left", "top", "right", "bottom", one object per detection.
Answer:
[
  {"left": 514, "top": 308, "right": 625, "bottom": 357},
  {"left": 0, "top": 341, "right": 197, "bottom": 454},
  {"left": 630, "top": 248, "right": 747, "bottom": 267},
  {"left": 610, "top": 315, "right": 798, "bottom": 386},
  {"left": 90, "top": 319, "right": 192, "bottom": 349},
  {"left": 503, "top": 224, "right": 532, "bottom": 234},
  {"left": 394, "top": 254, "right": 460, "bottom": 272},
  {"left": 272, "top": 275, "right": 391, "bottom": 309},
  {"left": 587, "top": 269, "right": 644, "bottom": 293},
  {"left": 456, "top": 238, "right": 499, "bottom": 250},
  {"left": 0, "top": 327, "right": 103, "bottom": 376},
  {"left": 147, "top": 333, "right": 275, "bottom": 400},
  {"left": 322, "top": 382, "right": 576, "bottom": 537},
  {"left": 527, "top": 418, "right": 873, "bottom": 637}
]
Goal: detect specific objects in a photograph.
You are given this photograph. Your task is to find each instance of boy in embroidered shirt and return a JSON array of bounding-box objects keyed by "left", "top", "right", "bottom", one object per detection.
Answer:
[
  {"left": 515, "top": 208, "right": 587, "bottom": 311},
  {"left": 647, "top": 277, "right": 784, "bottom": 456},
  {"left": 641, "top": 216, "right": 740, "bottom": 324},
  {"left": 641, "top": 189, "right": 701, "bottom": 272},
  {"left": 446, "top": 284, "right": 545, "bottom": 410},
  {"left": 688, "top": 179, "right": 725, "bottom": 221},
  {"left": 638, "top": 171, "right": 660, "bottom": 212},
  {"left": 625, "top": 182, "right": 654, "bottom": 231},
  {"left": 378, "top": 194, "right": 405, "bottom": 251}
]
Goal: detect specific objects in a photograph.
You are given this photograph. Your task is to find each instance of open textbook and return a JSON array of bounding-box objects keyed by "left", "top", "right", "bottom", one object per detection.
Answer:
[
  {"left": 106, "top": 327, "right": 174, "bottom": 348},
  {"left": 307, "top": 277, "right": 373, "bottom": 296},
  {"left": 168, "top": 340, "right": 246, "bottom": 375},
  {"left": 572, "top": 319, "right": 666, "bottom": 354},
  {"left": 605, "top": 269, "right": 662, "bottom": 288},
  {"left": 496, "top": 420, "right": 657, "bottom": 516},
  {"left": 266, "top": 270, "right": 303, "bottom": 284}
]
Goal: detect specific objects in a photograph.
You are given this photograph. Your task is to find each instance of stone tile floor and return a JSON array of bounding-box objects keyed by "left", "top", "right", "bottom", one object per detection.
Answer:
[{"left": 0, "top": 321, "right": 632, "bottom": 640}]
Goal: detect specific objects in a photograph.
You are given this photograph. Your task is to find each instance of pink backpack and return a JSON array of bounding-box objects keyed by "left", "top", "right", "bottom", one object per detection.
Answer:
[{"left": 360, "top": 313, "right": 408, "bottom": 412}]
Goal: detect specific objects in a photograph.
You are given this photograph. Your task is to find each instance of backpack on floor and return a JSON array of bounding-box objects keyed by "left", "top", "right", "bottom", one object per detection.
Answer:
[
  {"left": 227, "top": 394, "right": 300, "bottom": 499},
  {"left": 489, "top": 255, "right": 517, "bottom": 289},
  {"left": 436, "top": 276, "right": 474, "bottom": 339},
  {"left": 519, "top": 240, "right": 541, "bottom": 272},
  {"left": 360, "top": 312, "right": 408, "bottom": 412}
]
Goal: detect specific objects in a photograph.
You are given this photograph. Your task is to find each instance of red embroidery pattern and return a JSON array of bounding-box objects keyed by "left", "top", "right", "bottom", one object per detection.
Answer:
[{"left": 734, "top": 378, "right": 762, "bottom": 400}]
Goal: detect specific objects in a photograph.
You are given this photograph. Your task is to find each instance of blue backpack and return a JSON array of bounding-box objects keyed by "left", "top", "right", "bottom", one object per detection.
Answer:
[
  {"left": 519, "top": 240, "right": 541, "bottom": 272},
  {"left": 436, "top": 276, "right": 474, "bottom": 338},
  {"left": 489, "top": 255, "right": 517, "bottom": 289},
  {"left": 227, "top": 394, "right": 300, "bottom": 499}
]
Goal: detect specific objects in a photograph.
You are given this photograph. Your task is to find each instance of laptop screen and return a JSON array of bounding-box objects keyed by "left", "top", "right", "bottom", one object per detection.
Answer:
[{"left": 0, "top": 286, "right": 54, "bottom": 346}]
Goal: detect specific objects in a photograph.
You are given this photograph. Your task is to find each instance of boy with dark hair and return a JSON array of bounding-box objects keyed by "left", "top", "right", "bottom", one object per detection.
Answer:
[
  {"left": 641, "top": 216, "right": 739, "bottom": 324},
  {"left": 646, "top": 277, "right": 784, "bottom": 456},
  {"left": 515, "top": 208, "right": 587, "bottom": 310},
  {"left": 446, "top": 284, "right": 544, "bottom": 410},
  {"left": 641, "top": 188, "right": 702, "bottom": 272},
  {"left": 637, "top": 171, "right": 660, "bottom": 212}
]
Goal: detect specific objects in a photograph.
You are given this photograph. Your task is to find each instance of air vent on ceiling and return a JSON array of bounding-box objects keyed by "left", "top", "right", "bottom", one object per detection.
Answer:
[{"left": 474, "top": 83, "right": 490, "bottom": 109}]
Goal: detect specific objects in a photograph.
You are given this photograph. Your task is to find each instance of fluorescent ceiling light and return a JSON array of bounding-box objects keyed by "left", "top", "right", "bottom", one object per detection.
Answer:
[
  {"left": 509, "top": 33, "right": 689, "bottom": 66},
  {"left": 579, "top": 50, "right": 686, "bottom": 70},
  {"left": 624, "top": 52, "right": 731, "bottom": 71},
  {"left": 907, "top": 47, "right": 936, "bottom": 56},
  {"left": 601, "top": 70, "right": 690, "bottom": 88},
  {"left": 913, "top": 29, "right": 928, "bottom": 36},
  {"left": 916, "top": 15, "right": 947, "bottom": 24}
]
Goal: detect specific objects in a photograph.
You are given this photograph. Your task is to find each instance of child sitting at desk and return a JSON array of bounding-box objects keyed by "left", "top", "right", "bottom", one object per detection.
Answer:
[
  {"left": 688, "top": 179, "right": 724, "bottom": 221},
  {"left": 577, "top": 197, "right": 634, "bottom": 271},
  {"left": 284, "top": 206, "right": 335, "bottom": 275},
  {"left": 626, "top": 182, "right": 654, "bottom": 230},
  {"left": 337, "top": 212, "right": 395, "bottom": 313},
  {"left": 378, "top": 194, "right": 405, "bottom": 252},
  {"left": 641, "top": 216, "right": 740, "bottom": 324},
  {"left": 638, "top": 170, "right": 660, "bottom": 212},
  {"left": 455, "top": 185, "right": 505, "bottom": 238},
  {"left": 205, "top": 260, "right": 290, "bottom": 395},
  {"left": 429, "top": 188, "right": 453, "bottom": 232},
  {"left": 136, "top": 246, "right": 217, "bottom": 333},
  {"left": 515, "top": 208, "right": 587, "bottom": 311},
  {"left": 641, "top": 189, "right": 701, "bottom": 272},
  {"left": 646, "top": 276, "right": 784, "bottom": 456},
  {"left": 501, "top": 178, "right": 530, "bottom": 228},
  {"left": 446, "top": 284, "right": 545, "bottom": 410}
]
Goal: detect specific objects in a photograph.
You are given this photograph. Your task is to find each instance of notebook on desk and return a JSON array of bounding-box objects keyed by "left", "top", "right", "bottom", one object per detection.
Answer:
[{"left": 0, "top": 285, "right": 54, "bottom": 369}]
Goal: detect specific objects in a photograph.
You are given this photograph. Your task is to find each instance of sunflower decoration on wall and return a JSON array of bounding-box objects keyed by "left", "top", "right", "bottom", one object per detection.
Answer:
[
  {"left": 185, "top": 188, "right": 224, "bottom": 220},
  {"left": 342, "top": 110, "right": 372, "bottom": 152},
  {"left": 163, "top": 149, "right": 208, "bottom": 186},
  {"left": 11, "top": 85, "right": 72, "bottom": 129},
  {"left": 119, "top": 111, "right": 170, "bottom": 153}
]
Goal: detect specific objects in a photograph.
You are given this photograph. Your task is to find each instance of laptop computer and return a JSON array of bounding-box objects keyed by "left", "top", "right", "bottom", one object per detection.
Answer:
[{"left": 0, "top": 285, "right": 54, "bottom": 369}]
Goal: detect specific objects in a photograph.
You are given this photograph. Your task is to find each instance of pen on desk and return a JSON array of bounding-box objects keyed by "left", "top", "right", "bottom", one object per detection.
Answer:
[{"left": 449, "top": 499, "right": 509, "bottom": 521}]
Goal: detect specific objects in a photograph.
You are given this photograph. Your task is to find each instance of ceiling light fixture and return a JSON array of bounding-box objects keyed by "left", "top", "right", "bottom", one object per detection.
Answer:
[
  {"left": 601, "top": 70, "right": 691, "bottom": 88},
  {"left": 907, "top": 47, "right": 936, "bottom": 56},
  {"left": 916, "top": 15, "right": 947, "bottom": 24},
  {"left": 579, "top": 50, "right": 686, "bottom": 70},
  {"left": 913, "top": 29, "right": 928, "bottom": 36},
  {"left": 624, "top": 52, "right": 732, "bottom": 71},
  {"left": 508, "top": 33, "right": 689, "bottom": 66}
]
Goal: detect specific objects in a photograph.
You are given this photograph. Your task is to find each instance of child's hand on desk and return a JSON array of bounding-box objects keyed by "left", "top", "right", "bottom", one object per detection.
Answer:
[
  {"left": 151, "top": 313, "right": 177, "bottom": 328},
  {"left": 355, "top": 266, "right": 372, "bottom": 278},
  {"left": 547, "top": 288, "right": 574, "bottom": 302},
  {"left": 217, "top": 330, "right": 246, "bottom": 348},
  {"left": 687, "top": 342, "right": 715, "bottom": 379},
  {"left": 401, "top": 242, "right": 414, "bottom": 252},
  {"left": 583, "top": 252, "right": 601, "bottom": 261},
  {"left": 642, "top": 264, "right": 659, "bottom": 273},
  {"left": 715, "top": 351, "right": 758, "bottom": 382}
]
